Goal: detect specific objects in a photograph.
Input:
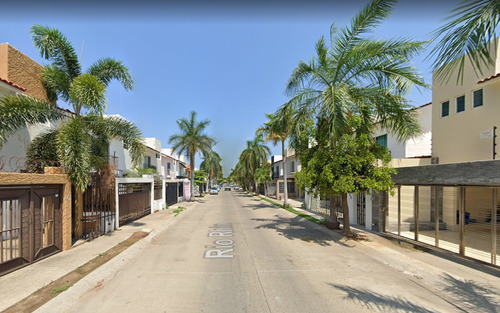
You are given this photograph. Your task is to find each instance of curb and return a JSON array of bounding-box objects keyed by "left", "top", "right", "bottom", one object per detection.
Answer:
[{"left": 35, "top": 201, "right": 198, "bottom": 313}]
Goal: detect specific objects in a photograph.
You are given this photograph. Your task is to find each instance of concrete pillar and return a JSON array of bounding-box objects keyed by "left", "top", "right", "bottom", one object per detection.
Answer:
[
  {"left": 365, "top": 190, "right": 373, "bottom": 230},
  {"left": 348, "top": 193, "right": 356, "bottom": 225}
]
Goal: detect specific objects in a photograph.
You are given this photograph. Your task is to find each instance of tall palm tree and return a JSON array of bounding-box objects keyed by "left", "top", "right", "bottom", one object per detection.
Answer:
[
  {"left": 284, "top": 0, "right": 427, "bottom": 233},
  {"left": 429, "top": 0, "right": 500, "bottom": 84},
  {"left": 285, "top": 0, "right": 426, "bottom": 145},
  {"left": 239, "top": 134, "right": 271, "bottom": 194},
  {"left": 200, "top": 149, "right": 223, "bottom": 189},
  {"left": 0, "top": 25, "right": 144, "bottom": 191},
  {"left": 169, "top": 111, "right": 215, "bottom": 201},
  {"left": 257, "top": 105, "right": 295, "bottom": 207}
]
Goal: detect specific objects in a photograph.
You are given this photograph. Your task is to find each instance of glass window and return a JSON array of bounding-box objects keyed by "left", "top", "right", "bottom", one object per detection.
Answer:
[
  {"left": 290, "top": 161, "right": 295, "bottom": 173},
  {"left": 376, "top": 134, "right": 387, "bottom": 148},
  {"left": 456, "top": 95, "right": 465, "bottom": 113},
  {"left": 441, "top": 101, "right": 449, "bottom": 117},
  {"left": 473, "top": 89, "right": 483, "bottom": 108}
]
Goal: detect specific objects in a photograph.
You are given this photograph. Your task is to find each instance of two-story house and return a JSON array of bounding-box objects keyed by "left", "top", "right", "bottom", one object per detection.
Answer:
[
  {"left": 270, "top": 150, "right": 303, "bottom": 201},
  {"left": 386, "top": 38, "right": 500, "bottom": 266}
]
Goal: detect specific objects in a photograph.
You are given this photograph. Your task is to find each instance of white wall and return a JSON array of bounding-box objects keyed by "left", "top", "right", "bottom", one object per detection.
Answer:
[
  {"left": 373, "top": 103, "right": 432, "bottom": 159},
  {"left": 109, "top": 139, "right": 133, "bottom": 176},
  {"left": 0, "top": 84, "right": 63, "bottom": 172}
]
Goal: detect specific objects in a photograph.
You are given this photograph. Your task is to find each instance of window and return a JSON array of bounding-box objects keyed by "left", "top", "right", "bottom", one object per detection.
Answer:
[
  {"left": 290, "top": 161, "right": 295, "bottom": 173},
  {"left": 441, "top": 101, "right": 449, "bottom": 117},
  {"left": 376, "top": 134, "right": 387, "bottom": 148},
  {"left": 473, "top": 89, "right": 483, "bottom": 108},
  {"left": 456, "top": 95, "right": 465, "bottom": 113},
  {"left": 167, "top": 163, "right": 171, "bottom": 175}
]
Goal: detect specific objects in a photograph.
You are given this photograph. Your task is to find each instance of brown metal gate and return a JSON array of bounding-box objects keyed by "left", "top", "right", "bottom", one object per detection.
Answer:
[
  {"left": 0, "top": 186, "right": 62, "bottom": 276},
  {"left": 118, "top": 183, "right": 151, "bottom": 226}
]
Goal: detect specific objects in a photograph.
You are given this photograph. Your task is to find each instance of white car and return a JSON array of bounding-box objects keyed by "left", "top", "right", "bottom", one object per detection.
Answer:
[{"left": 210, "top": 186, "right": 219, "bottom": 195}]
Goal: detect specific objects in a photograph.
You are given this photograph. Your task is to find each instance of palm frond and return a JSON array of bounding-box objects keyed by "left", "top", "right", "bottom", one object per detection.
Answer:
[
  {"left": 69, "top": 74, "right": 106, "bottom": 115},
  {"left": 31, "top": 25, "right": 81, "bottom": 79},
  {"left": 57, "top": 117, "right": 91, "bottom": 191},
  {"left": 0, "top": 95, "right": 65, "bottom": 147},
  {"left": 87, "top": 57, "right": 133, "bottom": 90},
  {"left": 41, "top": 65, "right": 72, "bottom": 102},
  {"left": 429, "top": 0, "right": 500, "bottom": 84}
]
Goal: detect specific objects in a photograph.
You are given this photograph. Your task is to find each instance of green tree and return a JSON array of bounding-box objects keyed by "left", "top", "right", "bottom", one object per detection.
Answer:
[
  {"left": 256, "top": 105, "right": 295, "bottom": 207},
  {"left": 194, "top": 170, "right": 208, "bottom": 194},
  {"left": 200, "top": 149, "right": 223, "bottom": 189},
  {"left": 169, "top": 111, "right": 215, "bottom": 201},
  {"left": 0, "top": 25, "right": 144, "bottom": 191},
  {"left": 429, "top": 0, "right": 500, "bottom": 84},
  {"left": 296, "top": 117, "right": 395, "bottom": 233},
  {"left": 255, "top": 162, "right": 272, "bottom": 197},
  {"left": 238, "top": 135, "right": 271, "bottom": 194},
  {"left": 285, "top": 0, "right": 426, "bottom": 234}
]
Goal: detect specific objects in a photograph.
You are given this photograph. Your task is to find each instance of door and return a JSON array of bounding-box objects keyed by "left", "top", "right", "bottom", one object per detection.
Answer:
[{"left": 0, "top": 186, "right": 62, "bottom": 276}]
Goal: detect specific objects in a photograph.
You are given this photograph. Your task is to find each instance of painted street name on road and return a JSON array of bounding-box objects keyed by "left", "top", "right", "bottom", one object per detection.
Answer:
[{"left": 205, "top": 223, "right": 234, "bottom": 259}]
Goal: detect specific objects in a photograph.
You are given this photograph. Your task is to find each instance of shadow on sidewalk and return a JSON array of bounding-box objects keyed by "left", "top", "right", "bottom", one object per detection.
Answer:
[
  {"left": 328, "top": 283, "right": 436, "bottom": 313},
  {"left": 252, "top": 215, "right": 353, "bottom": 248}
]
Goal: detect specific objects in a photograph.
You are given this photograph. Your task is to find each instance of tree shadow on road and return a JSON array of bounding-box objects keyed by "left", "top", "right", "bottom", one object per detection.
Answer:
[
  {"left": 252, "top": 215, "right": 353, "bottom": 248},
  {"left": 242, "top": 203, "right": 272, "bottom": 210},
  {"left": 328, "top": 283, "right": 436, "bottom": 313},
  {"left": 440, "top": 273, "right": 500, "bottom": 313}
]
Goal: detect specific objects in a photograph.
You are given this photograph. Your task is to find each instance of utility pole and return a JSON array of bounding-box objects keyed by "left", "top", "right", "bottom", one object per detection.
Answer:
[{"left": 494, "top": 126, "right": 497, "bottom": 160}]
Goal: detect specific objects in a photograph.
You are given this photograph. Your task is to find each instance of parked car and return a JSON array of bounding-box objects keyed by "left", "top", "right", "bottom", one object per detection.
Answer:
[{"left": 210, "top": 186, "right": 219, "bottom": 195}]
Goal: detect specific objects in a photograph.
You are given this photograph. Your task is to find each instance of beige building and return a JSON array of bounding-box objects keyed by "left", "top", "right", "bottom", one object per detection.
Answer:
[{"left": 432, "top": 38, "right": 500, "bottom": 164}]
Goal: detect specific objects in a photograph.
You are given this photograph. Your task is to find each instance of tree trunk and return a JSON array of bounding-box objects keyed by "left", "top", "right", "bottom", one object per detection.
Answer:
[
  {"left": 282, "top": 140, "right": 288, "bottom": 208},
  {"left": 74, "top": 189, "right": 84, "bottom": 238},
  {"left": 342, "top": 193, "right": 351, "bottom": 235},
  {"left": 189, "top": 152, "right": 195, "bottom": 201},
  {"left": 326, "top": 196, "right": 340, "bottom": 229}
]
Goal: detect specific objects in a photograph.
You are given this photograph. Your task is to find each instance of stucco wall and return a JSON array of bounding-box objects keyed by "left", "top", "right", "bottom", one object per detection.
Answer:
[
  {"left": 432, "top": 38, "right": 500, "bottom": 164},
  {"left": 0, "top": 43, "right": 49, "bottom": 102},
  {"left": 0, "top": 172, "right": 72, "bottom": 251}
]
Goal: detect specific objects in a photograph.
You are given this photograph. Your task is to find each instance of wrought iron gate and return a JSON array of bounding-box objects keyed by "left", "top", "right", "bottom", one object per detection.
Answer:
[
  {"left": 357, "top": 193, "right": 366, "bottom": 226},
  {"left": 0, "top": 186, "right": 62, "bottom": 276},
  {"left": 82, "top": 172, "right": 116, "bottom": 239},
  {"left": 165, "top": 182, "right": 178, "bottom": 206}
]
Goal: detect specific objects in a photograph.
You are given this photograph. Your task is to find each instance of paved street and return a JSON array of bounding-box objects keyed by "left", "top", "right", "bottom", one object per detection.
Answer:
[{"left": 39, "top": 191, "right": 500, "bottom": 313}]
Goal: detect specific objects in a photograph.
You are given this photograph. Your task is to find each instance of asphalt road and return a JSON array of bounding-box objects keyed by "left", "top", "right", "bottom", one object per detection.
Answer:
[{"left": 61, "top": 190, "right": 497, "bottom": 313}]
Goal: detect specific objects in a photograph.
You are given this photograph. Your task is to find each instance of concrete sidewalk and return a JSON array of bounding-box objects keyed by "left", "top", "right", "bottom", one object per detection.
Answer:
[{"left": 0, "top": 201, "right": 197, "bottom": 312}]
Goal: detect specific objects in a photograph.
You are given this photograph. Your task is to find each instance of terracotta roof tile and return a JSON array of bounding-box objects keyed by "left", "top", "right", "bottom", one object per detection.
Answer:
[
  {"left": 0, "top": 76, "right": 26, "bottom": 91},
  {"left": 477, "top": 73, "right": 500, "bottom": 84}
]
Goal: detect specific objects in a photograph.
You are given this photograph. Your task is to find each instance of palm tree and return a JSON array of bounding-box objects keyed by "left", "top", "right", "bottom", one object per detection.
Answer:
[
  {"left": 284, "top": 0, "right": 427, "bottom": 233},
  {"left": 0, "top": 25, "right": 144, "bottom": 191},
  {"left": 257, "top": 105, "right": 295, "bottom": 207},
  {"left": 239, "top": 134, "right": 271, "bottom": 194},
  {"left": 169, "top": 111, "right": 215, "bottom": 201},
  {"left": 429, "top": 0, "right": 500, "bottom": 84},
  {"left": 200, "top": 149, "right": 223, "bottom": 190}
]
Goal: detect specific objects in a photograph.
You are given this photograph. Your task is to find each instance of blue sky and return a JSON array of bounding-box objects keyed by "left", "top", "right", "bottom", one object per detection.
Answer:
[{"left": 2, "top": 0, "right": 456, "bottom": 176}]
